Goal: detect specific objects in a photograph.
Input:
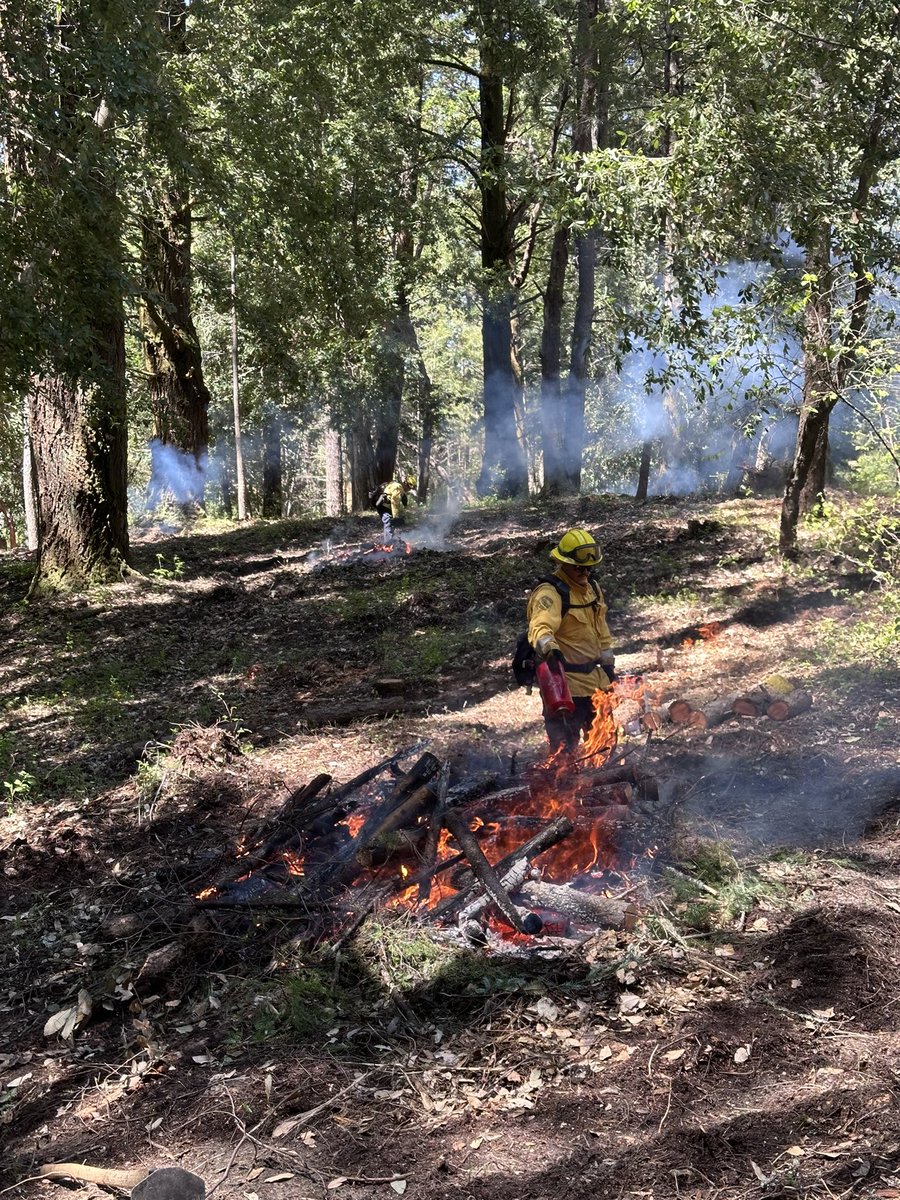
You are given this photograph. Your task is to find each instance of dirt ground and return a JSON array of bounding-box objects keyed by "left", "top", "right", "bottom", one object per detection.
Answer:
[{"left": 1, "top": 494, "right": 899, "bottom": 1200}]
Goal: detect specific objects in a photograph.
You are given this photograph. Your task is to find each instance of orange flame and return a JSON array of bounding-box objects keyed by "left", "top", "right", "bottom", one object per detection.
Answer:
[
  {"left": 340, "top": 811, "right": 366, "bottom": 838},
  {"left": 582, "top": 687, "right": 619, "bottom": 762},
  {"left": 682, "top": 621, "right": 723, "bottom": 650}
]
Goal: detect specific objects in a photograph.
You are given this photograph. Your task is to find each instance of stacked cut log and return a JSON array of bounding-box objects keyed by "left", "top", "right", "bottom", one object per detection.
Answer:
[
  {"left": 657, "top": 673, "right": 813, "bottom": 731},
  {"left": 731, "top": 673, "right": 797, "bottom": 717},
  {"left": 732, "top": 674, "right": 812, "bottom": 721},
  {"left": 667, "top": 697, "right": 698, "bottom": 725},
  {"left": 641, "top": 706, "right": 672, "bottom": 732},
  {"left": 688, "top": 692, "right": 742, "bottom": 730}
]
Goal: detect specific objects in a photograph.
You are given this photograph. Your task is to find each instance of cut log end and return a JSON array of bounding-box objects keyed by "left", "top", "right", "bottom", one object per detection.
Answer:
[
  {"left": 767, "top": 688, "right": 812, "bottom": 721},
  {"left": 667, "top": 698, "right": 695, "bottom": 724}
]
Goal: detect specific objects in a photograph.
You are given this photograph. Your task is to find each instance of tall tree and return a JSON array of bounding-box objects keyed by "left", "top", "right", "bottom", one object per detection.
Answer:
[
  {"left": 779, "top": 4, "right": 900, "bottom": 552},
  {"left": 560, "top": 0, "right": 609, "bottom": 493},
  {"left": 474, "top": 0, "right": 529, "bottom": 498},
  {"left": 141, "top": 0, "right": 210, "bottom": 512},
  {"left": 3, "top": 2, "right": 151, "bottom": 592}
]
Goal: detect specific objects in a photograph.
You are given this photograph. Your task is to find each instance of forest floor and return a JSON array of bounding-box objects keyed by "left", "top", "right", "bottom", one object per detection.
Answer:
[{"left": 1, "top": 492, "right": 899, "bottom": 1200}]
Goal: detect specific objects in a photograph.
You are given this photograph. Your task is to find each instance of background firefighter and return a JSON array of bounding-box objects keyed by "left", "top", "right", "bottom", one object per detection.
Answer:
[
  {"left": 526, "top": 527, "right": 616, "bottom": 752},
  {"left": 374, "top": 475, "right": 415, "bottom": 543}
]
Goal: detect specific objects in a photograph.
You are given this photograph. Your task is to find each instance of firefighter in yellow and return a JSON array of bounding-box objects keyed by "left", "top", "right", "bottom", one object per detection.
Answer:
[
  {"left": 375, "top": 475, "right": 415, "bottom": 543},
  {"left": 527, "top": 528, "right": 616, "bottom": 751}
]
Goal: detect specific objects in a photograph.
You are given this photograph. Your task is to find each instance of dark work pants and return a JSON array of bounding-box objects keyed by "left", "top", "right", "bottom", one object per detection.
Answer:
[{"left": 544, "top": 694, "right": 595, "bottom": 752}]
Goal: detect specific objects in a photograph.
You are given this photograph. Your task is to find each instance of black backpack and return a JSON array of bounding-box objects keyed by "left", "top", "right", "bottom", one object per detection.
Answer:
[
  {"left": 511, "top": 575, "right": 601, "bottom": 689},
  {"left": 368, "top": 485, "right": 385, "bottom": 510}
]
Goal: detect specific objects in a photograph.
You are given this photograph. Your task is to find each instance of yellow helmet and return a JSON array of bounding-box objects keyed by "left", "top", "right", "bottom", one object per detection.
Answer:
[{"left": 550, "top": 527, "right": 601, "bottom": 567}]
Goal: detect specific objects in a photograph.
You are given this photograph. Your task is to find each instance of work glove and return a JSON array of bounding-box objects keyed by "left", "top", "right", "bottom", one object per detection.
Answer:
[
  {"left": 599, "top": 650, "right": 616, "bottom": 683},
  {"left": 535, "top": 636, "right": 561, "bottom": 662}
]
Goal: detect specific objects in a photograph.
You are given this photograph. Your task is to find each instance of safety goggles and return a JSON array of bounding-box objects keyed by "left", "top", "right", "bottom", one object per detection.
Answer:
[{"left": 568, "top": 544, "right": 598, "bottom": 565}]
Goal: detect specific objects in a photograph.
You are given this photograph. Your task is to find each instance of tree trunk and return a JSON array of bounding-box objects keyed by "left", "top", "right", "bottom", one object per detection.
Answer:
[
  {"left": 28, "top": 322, "right": 129, "bottom": 593},
  {"left": 562, "top": 0, "right": 605, "bottom": 495},
  {"left": 655, "top": 19, "right": 684, "bottom": 486},
  {"left": 141, "top": 188, "right": 211, "bottom": 509},
  {"left": 348, "top": 414, "right": 377, "bottom": 511},
  {"left": 780, "top": 37, "right": 889, "bottom": 554},
  {"left": 563, "top": 230, "right": 596, "bottom": 492},
  {"left": 22, "top": 397, "right": 38, "bottom": 550},
  {"left": 635, "top": 439, "right": 652, "bottom": 499},
  {"left": 416, "top": 369, "right": 436, "bottom": 504},
  {"left": 539, "top": 228, "right": 570, "bottom": 495},
  {"left": 324, "top": 417, "right": 344, "bottom": 517},
  {"left": 141, "top": 0, "right": 210, "bottom": 512},
  {"left": 399, "top": 300, "right": 434, "bottom": 501},
  {"left": 261, "top": 412, "right": 283, "bottom": 518},
  {"left": 780, "top": 227, "right": 835, "bottom": 554},
  {"left": 374, "top": 305, "right": 404, "bottom": 484},
  {"left": 475, "top": 5, "right": 528, "bottom": 499},
  {"left": 27, "top": 65, "right": 130, "bottom": 592}
]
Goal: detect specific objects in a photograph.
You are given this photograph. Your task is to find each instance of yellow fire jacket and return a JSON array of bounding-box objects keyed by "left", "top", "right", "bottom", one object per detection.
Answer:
[
  {"left": 381, "top": 481, "right": 408, "bottom": 519},
  {"left": 526, "top": 568, "right": 613, "bottom": 697}
]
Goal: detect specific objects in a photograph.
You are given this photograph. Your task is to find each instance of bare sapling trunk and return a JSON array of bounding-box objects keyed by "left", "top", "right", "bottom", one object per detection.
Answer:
[{"left": 780, "top": 227, "right": 835, "bottom": 554}]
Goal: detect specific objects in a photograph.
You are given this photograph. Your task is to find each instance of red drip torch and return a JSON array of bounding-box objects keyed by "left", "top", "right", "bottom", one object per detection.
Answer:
[{"left": 535, "top": 655, "right": 575, "bottom": 715}]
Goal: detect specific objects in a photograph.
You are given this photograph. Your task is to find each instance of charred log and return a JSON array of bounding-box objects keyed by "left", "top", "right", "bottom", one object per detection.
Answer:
[
  {"left": 418, "top": 762, "right": 451, "bottom": 903},
  {"left": 443, "top": 809, "right": 528, "bottom": 933},
  {"left": 434, "top": 815, "right": 576, "bottom": 917}
]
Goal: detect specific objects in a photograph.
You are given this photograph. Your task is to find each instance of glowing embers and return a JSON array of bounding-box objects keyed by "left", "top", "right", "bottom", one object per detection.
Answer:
[{"left": 365, "top": 541, "right": 412, "bottom": 557}]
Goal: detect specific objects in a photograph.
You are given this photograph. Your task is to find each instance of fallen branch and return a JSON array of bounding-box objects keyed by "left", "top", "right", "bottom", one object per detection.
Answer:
[
  {"left": 419, "top": 762, "right": 451, "bottom": 903},
  {"left": 298, "top": 742, "right": 430, "bottom": 825},
  {"left": 209, "top": 773, "right": 332, "bottom": 891},
  {"left": 443, "top": 809, "right": 527, "bottom": 933},
  {"left": 432, "top": 815, "right": 575, "bottom": 919},
  {"left": 38, "top": 1165, "right": 148, "bottom": 1190}
]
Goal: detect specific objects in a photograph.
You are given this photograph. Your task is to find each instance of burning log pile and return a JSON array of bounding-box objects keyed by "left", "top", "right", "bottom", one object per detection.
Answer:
[{"left": 194, "top": 743, "right": 660, "bottom": 949}]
